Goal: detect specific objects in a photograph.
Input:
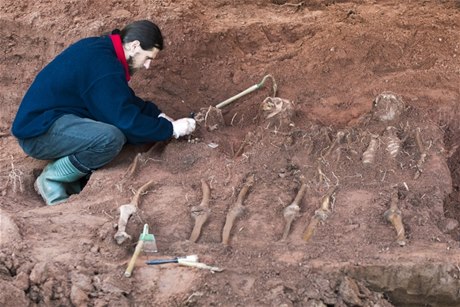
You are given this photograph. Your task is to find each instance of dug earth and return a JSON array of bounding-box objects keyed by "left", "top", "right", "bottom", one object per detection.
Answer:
[{"left": 1, "top": 0, "right": 460, "bottom": 306}]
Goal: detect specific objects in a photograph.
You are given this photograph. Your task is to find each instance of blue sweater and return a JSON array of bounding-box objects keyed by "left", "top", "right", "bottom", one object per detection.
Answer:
[{"left": 12, "top": 36, "right": 173, "bottom": 144}]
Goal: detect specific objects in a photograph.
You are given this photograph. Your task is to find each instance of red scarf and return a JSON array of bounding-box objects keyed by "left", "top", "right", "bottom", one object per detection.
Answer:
[{"left": 109, "top": 34, "right": 131, "bottom": 82}]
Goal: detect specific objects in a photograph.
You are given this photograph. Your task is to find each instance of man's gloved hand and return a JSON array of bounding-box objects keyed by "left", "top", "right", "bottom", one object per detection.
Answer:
[
  {"left": 172, "top": 118, "right": 196, "bottom": 139},
  {"left": 158, "top": 113, "right": 174, "bottom": 122}
]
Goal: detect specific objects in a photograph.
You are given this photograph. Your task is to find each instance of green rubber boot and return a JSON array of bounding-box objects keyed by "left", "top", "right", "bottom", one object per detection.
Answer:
[{"left": 34, "top": 156, "right": 88, "bottom": 206}]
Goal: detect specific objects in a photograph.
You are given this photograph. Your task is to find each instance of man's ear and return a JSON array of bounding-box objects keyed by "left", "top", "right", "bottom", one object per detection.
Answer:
[
  {"left": 129, "top": 40, "right": 141, "bottom": 50},
  {"left": 125, "top": 40, "right": 140, "bottom": 52}
]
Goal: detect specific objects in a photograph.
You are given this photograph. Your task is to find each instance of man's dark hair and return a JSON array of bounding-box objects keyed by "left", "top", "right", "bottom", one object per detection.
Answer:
[{"left": 118, "top": 20, "right": 163, "bottom": 51}]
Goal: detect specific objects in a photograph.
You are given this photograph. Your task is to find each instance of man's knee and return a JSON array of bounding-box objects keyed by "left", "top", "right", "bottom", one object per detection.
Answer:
[{"left": 102, "top": 125, "right": 127, "bottom": 154}]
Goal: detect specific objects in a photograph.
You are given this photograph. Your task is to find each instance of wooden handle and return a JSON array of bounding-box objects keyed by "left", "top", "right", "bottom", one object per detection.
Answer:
[{"left": 124, "top": 240, "right": 144, "bottom": 277}]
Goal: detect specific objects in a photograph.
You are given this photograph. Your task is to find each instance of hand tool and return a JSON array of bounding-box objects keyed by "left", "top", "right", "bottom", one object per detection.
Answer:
[
  {"left": 124, "top": 224, "right": 158, "bottom": 277},
  {"left": 146, "top": 255, "right": 224, "bottom": 272}
]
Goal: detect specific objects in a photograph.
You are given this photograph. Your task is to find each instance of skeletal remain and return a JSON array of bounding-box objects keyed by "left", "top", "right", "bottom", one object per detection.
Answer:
[
  {"left": 114, "top": 179, "right": 156, "bottom": 245},
  {"left": 204, "top": 106, "right": 225, "bottom": 131},
  {"left": 124, "top": 142, "right": 166, "bottom": 178},
  {"left": 303, "top": 186, "right": 338, "bottom": 242},
  {"left": 362, "top": 135, "right": 378, "bottom": 164},
  {"left": 189, "top": 179, "right": 211, "bottom": 243},
  {"left": 282, "top": 183, "right": 308, "bottom": 240},
  {"left": 222, "top": 174, "right": 255, "bottom": 245},
  {"left": 372, "top": 91, "right": 405, "bottom": 122},
  {"left": 234, "top": 132, "right": 253, "bottom": 158},
  {"left": 324, "top": 131, "right": 346, "bottom": 158},
  {"left": 384, "top": 190, "right": 406, "bottom": 246},
  {"left": 384, "top": 126, "right": 401, "bottom": 158},
  {"left": 259, "top": 97, "right": 294, "bottom": 133},
  {"left": 124, "top": 153, "right": 142, "bottom": 178},
  {"left": 414, "top": 127, "right": 427, "bottom": 179}
]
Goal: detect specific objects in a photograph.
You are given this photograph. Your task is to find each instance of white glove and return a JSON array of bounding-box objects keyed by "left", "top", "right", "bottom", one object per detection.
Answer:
[
  {"left": 172, "top": 118, "right": 196, "bottom": 139},
  {"left": 158, "top": 113, "right": 174, "bottom": 122}
]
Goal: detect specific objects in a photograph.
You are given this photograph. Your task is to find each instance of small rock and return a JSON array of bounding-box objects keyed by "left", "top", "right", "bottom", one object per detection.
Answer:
[
  {"left": 339, "top": 276, "right": 363, "bottom": 306},
  {"left": 29, "top": 262, "right": 48, "bottom": 284},
  {"left": 70, "top": 285, "right": 89, "bottom": 306},
  {"left": 71, "top": 272, "right": 93, "bottom": 292},
  {"left": 438, "top": 218, "right": 459, "bottom": 233},
  {"left": 0, "top": 210, "right": 21, "bottom": 245},
  {"left": 304, "top": 299, "right": 327, "bottom": 307},
  {"left": 13, "top": 271, "right": 29, "bottom": 291},
  {"left": 0, "top": 280, "right": 28, "bottom": 306}
]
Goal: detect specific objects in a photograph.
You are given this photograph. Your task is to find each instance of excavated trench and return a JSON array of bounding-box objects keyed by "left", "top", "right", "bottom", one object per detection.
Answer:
[
  {"left": 2, "top": 1, "right": 460, "bottom": 305},
  {"left": 342, "top": 105, "right": 460, "bottom": 307}
]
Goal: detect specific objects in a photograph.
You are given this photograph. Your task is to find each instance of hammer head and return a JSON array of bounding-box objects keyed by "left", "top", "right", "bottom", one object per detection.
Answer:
[{"left": 139, "top": 224, "right": 158, "bottom": 253}]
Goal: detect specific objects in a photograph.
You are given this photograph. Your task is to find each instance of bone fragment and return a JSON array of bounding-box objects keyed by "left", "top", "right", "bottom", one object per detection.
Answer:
[
  {"left": 282, "top": 183, "right": 308, "bottom": 240},
  {"left": 189, "top": 179, "right": 211, "bottom": 243},
  {"left": 414, "top": 127, "right": 427, "bottom": 179},
  {"left": 114, "top": 179, "right": 156, "bottom": 245},
  {"left": 114, "top": 204, "right": 137, "bottom": 244},
  {"left": 324, "top": 131, "right": 345, "bottom": 158},
  {"left": 362, "top": 135, "right": 378, "bottom": 164},
  {"left": 178, "top": 260, "right": 224, "bottom": 272},
  {"left": 124, "top": 153, "right": 142, "bottom": 178},
  {"left": 234, "top": 133, "right": 253, "bottom": 158},
  {"left": 124, "top": 142, "right": 166, "bottom": 178},
  {"left": 384, "top": 190, "right": 406, "bottom": 246},
  {"left": 303, "top": 186, "right": 338, "bottom": 242},
  {"left": 222, "top": 175, "right": 255, "bottom": 245}
]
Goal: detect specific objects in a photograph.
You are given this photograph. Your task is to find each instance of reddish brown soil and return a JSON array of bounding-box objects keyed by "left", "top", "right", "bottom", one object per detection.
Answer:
[{"left": 2, "top": 1, "right": 460, "bottom": 306}]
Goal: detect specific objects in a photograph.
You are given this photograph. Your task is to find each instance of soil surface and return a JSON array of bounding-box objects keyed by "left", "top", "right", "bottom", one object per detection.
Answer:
[{"left": 2, "top": 0, "right": 460, "bottom": 306}]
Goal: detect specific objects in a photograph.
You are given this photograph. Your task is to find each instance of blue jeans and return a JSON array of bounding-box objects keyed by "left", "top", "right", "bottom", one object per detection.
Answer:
[{"left": 18, "top": 114, "right": 127, "bottom": 172}]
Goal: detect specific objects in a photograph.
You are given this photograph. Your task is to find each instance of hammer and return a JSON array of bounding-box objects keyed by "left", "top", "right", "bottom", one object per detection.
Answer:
[{"left": 124, "top": 224, "right": 157, "bottom": 277}]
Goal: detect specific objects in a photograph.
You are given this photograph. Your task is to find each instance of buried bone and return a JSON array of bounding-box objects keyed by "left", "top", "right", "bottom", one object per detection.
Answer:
[
  {"left": 372, "top": 91, "right": 405, "bottom": 122},
  {"left": 222, "top": 174, "right": 255, "bottom": 245},
  {"left": 189, "top": 179, "right": 211, "bottom": 243},
  {"left": 383, "top": 189, "right": 406, "bottom": 246},
  {"left": 303, "top": 186, "right": 338, "bottom": 242},
  {"left": 114, "top": 179, "right": 156, "bottom": 245},
  {"left": 259, "top": 97, "right": 295, "bottom": 132},
  {"left": 281, "top": 182, "right": 308, "bottom": 240},
  {"left": 384, "top": 126, "right": 401, "bottom": 158},
  {"left": 414, "top": 127, "right": 427, "bottom": 180},
  {"left": 362, "top": 134, "right": 379, "bottom": 164}
]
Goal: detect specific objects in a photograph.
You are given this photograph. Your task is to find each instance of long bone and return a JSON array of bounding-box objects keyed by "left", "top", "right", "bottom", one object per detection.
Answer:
[
  {"left": 222, "top": 174, "right": 255, "bottom": 245},
  {"left": 281, "top": 183, "right": 308, "bottom": 240},
  {"left": 114, "top": 179, "right": 156, "bottom": 245},
  {"left": 189, "top": 179, "right": 211, "bottom": 243},
  {"left": 303, "top": 186, "right": 338, "bottom": 242},
  {"left": 414, "top": 127, "right": 427, "bottom": 180},
  {"left": 384, "top": 189, "right": 406, "bottom": 246}
]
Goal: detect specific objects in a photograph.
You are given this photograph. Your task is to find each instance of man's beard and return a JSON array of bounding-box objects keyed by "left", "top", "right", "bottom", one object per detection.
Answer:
[{"left": 127, "top": 56, "right": 139, "bottom": 76}]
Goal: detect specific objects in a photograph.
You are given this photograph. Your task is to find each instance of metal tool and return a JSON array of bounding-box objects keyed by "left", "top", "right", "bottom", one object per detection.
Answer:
[
  {"left": 146, "top": 255, "right": 224, "bottom": 272},
  {"left": 124, "top": 224, "right": 158, "bottom": 277},
  {"left": 215, "top": 74, "right": 277, "bottom": 109},
  {"left": 146, "top": 255, "right": 198, "bottom": 265}
]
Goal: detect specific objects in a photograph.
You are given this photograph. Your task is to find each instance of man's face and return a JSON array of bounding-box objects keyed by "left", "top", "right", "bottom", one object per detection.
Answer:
[{"left": 124, "top": 40, "right": 160, "bottom": 75}]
